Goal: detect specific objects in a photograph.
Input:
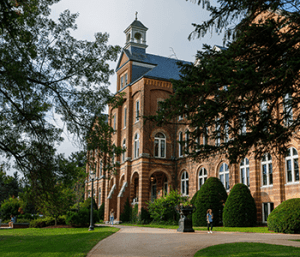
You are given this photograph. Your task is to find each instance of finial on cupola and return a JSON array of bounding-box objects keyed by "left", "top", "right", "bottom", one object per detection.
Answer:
[{"left": 135, "top": 11, "right": 138, "bottom": 20}]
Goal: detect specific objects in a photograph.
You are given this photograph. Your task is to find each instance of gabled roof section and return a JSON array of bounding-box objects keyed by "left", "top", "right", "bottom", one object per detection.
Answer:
[{"left": 116, "top": 46, "right": 191, "bottom": 84}]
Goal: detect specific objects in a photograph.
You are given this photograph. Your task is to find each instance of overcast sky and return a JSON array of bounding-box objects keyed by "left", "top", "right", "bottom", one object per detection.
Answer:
[{"left": 7, "top": 0, "right": 225, "bottom": 176}]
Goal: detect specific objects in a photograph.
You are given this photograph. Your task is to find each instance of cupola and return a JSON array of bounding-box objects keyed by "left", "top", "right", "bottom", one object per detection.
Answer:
[{"left": 124, "top": 12, "right": 148, "bottom": 54}]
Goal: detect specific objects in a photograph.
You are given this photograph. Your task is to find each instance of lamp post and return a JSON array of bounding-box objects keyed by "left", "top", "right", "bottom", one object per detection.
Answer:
[{"left": 89, "top": 169, "right": 96, "bottom": 231}]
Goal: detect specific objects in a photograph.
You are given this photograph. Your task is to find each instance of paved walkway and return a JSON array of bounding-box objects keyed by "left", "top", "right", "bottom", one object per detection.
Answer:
[{"left": 87, "top": 225, "right": 300, "bottom": 257}]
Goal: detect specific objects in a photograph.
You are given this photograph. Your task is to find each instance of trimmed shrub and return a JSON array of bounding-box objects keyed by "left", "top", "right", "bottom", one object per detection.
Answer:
[
  {"left": 120, "top": 198, "right": 132, "bottom": 222},
  {"left": 66, "top": 208, "right": 90, "bottom": 227},
  {"left": 223, "top": 183, "right": 257, "bottom": 227},
  {"left": 29, "top": 215, "right": 66, "bottom": 228},
  {"left": 268, "top": 198, "right": 300, "bottom": 234},
  {"left": 192, "top": 177, "right": 227, "bottom": 226}
]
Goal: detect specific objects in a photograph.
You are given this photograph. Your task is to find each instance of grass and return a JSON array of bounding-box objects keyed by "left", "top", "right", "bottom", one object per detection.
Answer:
[
  {"left": 194, "top": 242, "right": 300, "bottom": 256},
  {"left": 120, "top": 223, "right": 271, "bottom": 233},
  {"left": 0, "top": 226, "right": 119, "bottom": 257}
]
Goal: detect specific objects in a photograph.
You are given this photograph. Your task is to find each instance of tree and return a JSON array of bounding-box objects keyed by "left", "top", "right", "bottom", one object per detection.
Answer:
[
  {"left": 191, "top": 177, "right": 227, "bottom": 226},
  {"left": 0, "top": 0, "right": 120, "bottom": 178},
  {"left": 0, "top": 165, "right": 21, "bottom": 205},
  {"left": 152, "top": 0, "right": 300, "bottom": 163},
  {"left": 223, "top": 183, "right": 256, "bottom": 227}
]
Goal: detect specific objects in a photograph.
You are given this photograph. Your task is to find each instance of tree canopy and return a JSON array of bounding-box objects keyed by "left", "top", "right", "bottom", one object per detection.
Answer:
[
  {"left": 0, "top": 1, "right": 120, "bottom": 177},
  {"left": 153, "top": 0, "right": 300, "bottom": 163}
]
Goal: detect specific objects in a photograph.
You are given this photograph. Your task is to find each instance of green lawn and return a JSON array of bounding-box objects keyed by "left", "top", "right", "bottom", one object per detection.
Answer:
[
  {"left": 194, "top": 242, "right": 300, "bottom": 256},
  {"left": 120, "top": 223, "right": 271, "bottom": 233},
  {"left": 0, "top": 226, "right": 119, "bottom": 257}
]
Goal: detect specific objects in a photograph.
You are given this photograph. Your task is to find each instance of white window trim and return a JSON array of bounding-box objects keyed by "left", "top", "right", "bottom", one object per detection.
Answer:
[
  {"left": 285, "top": 147, "right": 299, "bottom": 184},
  {"left": 154, "top": 133, "right": 166, "bottom": 158},
  {"left": 134, "top": 133, "right": 140, "bottom": 159},
  {"left": 181, "top": 171, "right": 189, "bottom": 196},
  {"left": 240, "top": 158, "right": 250, "bottom": 187},
  {"left": 198, "top": 167, "right": 207, "bottom": 190},
  {"left": 262, "top": 202, "right": 274, "bottom": 223},
  {"left": 219, "top": 163, "right": 230, "bottom": 191},
  {"left": 261, "top": 154, "right": 273, "bottom": 187}
]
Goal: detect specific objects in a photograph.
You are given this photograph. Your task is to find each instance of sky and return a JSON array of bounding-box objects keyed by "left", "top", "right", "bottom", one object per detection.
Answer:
[{"left": 7, "top": 0, "right": 225, "bottom": 176}]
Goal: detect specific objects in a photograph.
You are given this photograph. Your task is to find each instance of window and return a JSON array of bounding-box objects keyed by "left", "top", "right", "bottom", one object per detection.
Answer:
[
  {"left": 198, "top": 167, "right": 207, "bottom": 190},
  {"left": 125, "top": 73, "right": 128, "bottom": 85},
  {"left": 240, "top": 158, "right": 250, "bottom": 187},
  {"left": 113, "top": 115, "right": 116, "bottom": 132},
  {"left": 240, "top": 110, "right": 246, "bottom": 135},
  {"left": 99, "top": 161, "right": 102, "bottom": 176},
  {"left": 224, "top": 121, "right": 229, "bottom": 143},
  {"left": 185, "top": 130, "right": 189, "bottom": 154},
  {"left": 181, "top": 171, "right": 189, "bottom": 196},
  {"left": 286, "top": 147, "right": 299, "bottom": 183},
  {"left": 163, "top": 177, "right": 168, "bottom": 196},
  {"left": 98, "top": 188, "right": 101, "bottom": 206},
  {"left": 203, "top": 126, "right": 207, "bottom": 146},
  {"left": 179, "top": 132, "right": 183, "bottom": 157},
  {"left": 136, "top": 100, "right": 140, "bottom": 121},
  {"left": 154, "top": 133, "right": 166, "bottom": 158},
  {"left": 261, "top": 153, "right": 273, "bottom": 186},
  {"left": 134, "top": 133, "right": 140, "bottom": 158},
  {"left": 260, "top": 100, "right": 268, "bottom": 132},
  {"left": 157, "top": 100, "right": 164, "bottom": 112},
  {"left": 262, "top": 202, "right": 274, "bottom": 223},
  {"left": 283, "top": 93, "right": 293, "bottom": 126},
  {"left": 215, "top": 118, "right": 220, "bottom": 146},
  {"left": 219, "top": 163, "right": 229, "bottom": 190},
  {"left": 179, "top": 115, "right": 183, "bottom": 120},
  {"left": 124, "top": 107, "right": 127, "bottom": 128},
  {"left": 120, "top": 76, "right": 124, "bottom": 88},
  {"left": 122, "top": 139, "right": 126, "bottom": 162}
]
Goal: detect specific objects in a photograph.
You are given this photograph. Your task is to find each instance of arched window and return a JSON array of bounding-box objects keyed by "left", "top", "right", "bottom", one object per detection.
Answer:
[
  {"left": 179, "top": 132, "right": 183, "bottom": 157},
  {"left": 154, "top": 133, "right": 166, "bottom": 158},
  {"left": 122, "top": 139, "right": 126, "bottom": 162},
  {"left": 198, "top": 167, "right": 207, "bottom": 190},
  {"left": 261, "top": 153, "right": 273, "bottom": 186},
  {"left": 181, "top": 171, "right": 189, "bottom": 196},
  {"left": 286, "top": 147, "right": 299, "bottom": 183},
  {"left": 240, "top": 158, "right": 250, "bottom": 186},
  {"left": 134, "top": 133, "right": 139, "bottom": 158},
  {"left": 219, "top": 163, "right": 229, "bottom": 190}
]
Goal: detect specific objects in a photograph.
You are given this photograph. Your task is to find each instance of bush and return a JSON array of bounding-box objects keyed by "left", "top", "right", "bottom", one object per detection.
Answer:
[
  {"left": 120, "top": 198, "right": 132, "bottom": 222},
  {"left": 148, "top": 190, "right": 187, "bottom": 222},
  {"left": 29, "top": 215, "right": 66, "bottom": 228},
  {"left": 98, "top": 202, "right": 105, "bottom": 221},
  {"left": 192, "top": 177, "right": 227, "bottom": 226},
  {"left": 81, "top": 197, "right": 98, "bottom": 210},
  {"left": 138, "top": 207, "right": 152, "bottom": 224},
  {"left": 268, "top": 198, "right": 300, "bottom": 234},
  {"left": 131, "top": 204, "right": 138, "bottom": 223},
  {"left": 0, "top": 197, "right": 20, "bottom": 220},
  {"left": 66, "top": 208, "right": 90, "bottom": 227},
  {"left": 223, "top": 183, "right": 257, "bottom": 227}
]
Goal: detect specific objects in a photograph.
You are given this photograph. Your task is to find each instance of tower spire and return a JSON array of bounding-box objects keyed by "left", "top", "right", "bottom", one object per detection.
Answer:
[{"left": 135, "top": 11, "right": 138, "bottom": 20}]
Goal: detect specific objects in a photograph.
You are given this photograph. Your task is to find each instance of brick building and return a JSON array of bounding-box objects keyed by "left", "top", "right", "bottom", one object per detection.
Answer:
[{"left": 85, "top": 16, "right": 300, "bottom": 224}]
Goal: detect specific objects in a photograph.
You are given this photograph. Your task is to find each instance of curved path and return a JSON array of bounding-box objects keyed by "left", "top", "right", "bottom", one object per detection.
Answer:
[{"left": 87, "top": 225, "right": 300, "bottom": 257}]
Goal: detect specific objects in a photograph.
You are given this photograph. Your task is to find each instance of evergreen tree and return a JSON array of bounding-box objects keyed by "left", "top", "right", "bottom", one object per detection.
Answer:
[
  {"left": 223, "top": 183, "right": 257, "bottom": 227},
  {"left": 192, "top": 177, "right": 227, "bottom": 226},
  {"left": 152, "top": 0, "right": 300, "bottom": 163}
]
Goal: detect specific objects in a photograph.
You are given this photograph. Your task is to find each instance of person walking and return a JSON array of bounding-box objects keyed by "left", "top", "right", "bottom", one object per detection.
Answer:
[
  {"left": 207, "top": 209, "right": 213, "bottom": 233},
  {"left": 110, "top": 209, "right": 115, "bottom": 225}
]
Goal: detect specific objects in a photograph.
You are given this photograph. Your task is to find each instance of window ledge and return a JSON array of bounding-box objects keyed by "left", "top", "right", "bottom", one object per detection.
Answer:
[
  {"left": 261, "top": 185, "right": 273, "bottom": 189},
  {"left": 285, "top": 181, "right": 300, "bottom": 186}
]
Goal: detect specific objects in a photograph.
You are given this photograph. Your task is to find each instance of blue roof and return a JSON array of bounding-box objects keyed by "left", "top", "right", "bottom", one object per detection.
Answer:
[{"left": 116, "top": 46, "right": 191, "bottom": 87}]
